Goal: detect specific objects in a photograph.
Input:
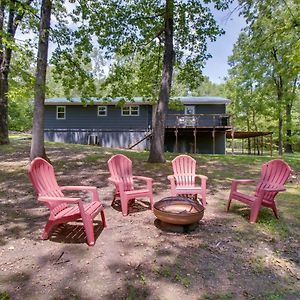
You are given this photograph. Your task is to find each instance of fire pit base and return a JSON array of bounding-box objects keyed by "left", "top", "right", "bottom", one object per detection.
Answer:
[{"left": 154, "top": 219, "right": 199, "bottom": 233}]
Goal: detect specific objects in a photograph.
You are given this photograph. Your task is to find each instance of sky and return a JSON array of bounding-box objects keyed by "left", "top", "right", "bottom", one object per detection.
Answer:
[{"left": 202, "top": 5, "right": 246, "bottom": 84}]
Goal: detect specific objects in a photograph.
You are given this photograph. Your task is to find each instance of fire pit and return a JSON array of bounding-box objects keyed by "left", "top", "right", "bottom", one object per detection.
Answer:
[{"left": 153, "top": 196, "right": 204, "bottom": 226}]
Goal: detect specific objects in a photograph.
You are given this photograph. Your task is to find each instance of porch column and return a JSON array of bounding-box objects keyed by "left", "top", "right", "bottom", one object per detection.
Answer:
[
  {"left": 175, "top": 127, "right": 178, "bottom": 153},
  {"left": 194, "top": 128, "right": 197, "bottom": 153},
  {"left": 212, "top": 128, "right": 216, "bottom": 155}
]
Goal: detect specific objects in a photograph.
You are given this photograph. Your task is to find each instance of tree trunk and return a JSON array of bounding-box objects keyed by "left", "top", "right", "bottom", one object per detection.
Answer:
[
  {"left": 30, "top": 0, "right": 52, "bottom": 160},
  {"left": 277, "top": 86, "right": 284, "bottom": 156},
  {"left": 148, "top": 0, "right": 174, "bottom": 163},
  {"left": 246, "top": 110, "right": 251, "bottom": 154},
  {"left": 285, "top": 102, "right": 293, "bottom": 153},
  {"left": 0, "top": 3, "right": 11, "bottom": 145},
  {"left": 0, "top": 1, "right": 33, "bottom": 144}
]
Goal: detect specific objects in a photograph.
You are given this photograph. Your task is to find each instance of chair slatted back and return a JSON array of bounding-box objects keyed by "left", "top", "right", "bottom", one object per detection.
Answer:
[
  {"left": 255, "top": 159, "right": 291, "bottom": 201},
  {"left": 172, "top": 155, "right": 196, "bottom": 186},
  {"left": 107, "top": 154, "right": 134, "bottom": 191},
  {"left": 28, "top": 158, "right": 64, "bottom": 198}
]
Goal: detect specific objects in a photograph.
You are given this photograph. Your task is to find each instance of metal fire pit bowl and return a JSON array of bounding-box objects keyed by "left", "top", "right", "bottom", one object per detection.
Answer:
[{"left": 153, "top": 196, "right": 204, "bottom": 225}]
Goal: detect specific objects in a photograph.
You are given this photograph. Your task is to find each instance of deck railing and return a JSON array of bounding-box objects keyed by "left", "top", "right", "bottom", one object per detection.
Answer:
[{"left": 166, "top": 114, "right": 231, "bottom": 128}]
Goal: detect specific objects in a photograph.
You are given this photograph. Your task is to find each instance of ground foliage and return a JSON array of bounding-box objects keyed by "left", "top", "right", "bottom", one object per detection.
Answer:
[{"left": 0, "top": 139, "right": 299, "bottom": 299}]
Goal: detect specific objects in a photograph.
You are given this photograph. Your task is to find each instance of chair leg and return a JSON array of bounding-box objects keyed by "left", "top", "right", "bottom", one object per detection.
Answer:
[
  {"left": 82, "top": 215, "right": 95, "bottom": 246},
  {"left": 249, "top": 204, "right": 261, "bottom": 224},
  {"left": 201, "top": 193, "right": 207, "bottom": 207},
  {"left": 271, "top": 204, "right": 279, "bottom": 219},
  {"left": 100, "top": 210, "right": 107, "bottom": 227},
  {"left": 111, "top": 193, "right": 117, "bottom": 207},
  {"left": 41, "top": 220, "right": 56, "bottom": 240},
  {"left": 226, "top": 193, "right": 233, "bottom": 212},
  {"left": 149, "top": 194, "right": 154, "bottom": 210},
  {"left": 120, "top": 198, "right": 129, "bottom": 216}
]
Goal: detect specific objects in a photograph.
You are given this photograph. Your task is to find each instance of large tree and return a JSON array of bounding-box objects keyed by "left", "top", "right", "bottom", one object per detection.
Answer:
[
  {"left": 30, "top": 0, "right": 52, "bottom": 160},
  {"left": 0, "top": 0, "right": 35, "bottom": 144},
  {"left": 82, "top": 0, "right": 231, "bottom": 162},
  {"left": 228, "top": 0, "right": 300, "bottom": 154}
]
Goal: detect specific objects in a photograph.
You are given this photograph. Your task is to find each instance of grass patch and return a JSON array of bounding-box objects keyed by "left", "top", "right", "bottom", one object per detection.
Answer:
[
  {"left": 256, "top": 210, "right": 290, "bottom": 238},
  {"left": 0, "top": 291, "right": 9, "bottom": 300},
  {"left": 84, "top": 154, "right": 100, "bottom": 163},
  {"left": 201, "top": 291, "right": 235, "bottom": 300},
  {"left": 250, "top": 255, "right": 267, "bottom": 274}
]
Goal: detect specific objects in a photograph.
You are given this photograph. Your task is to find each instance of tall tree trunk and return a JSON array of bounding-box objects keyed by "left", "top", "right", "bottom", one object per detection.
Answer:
[
  {"left": 30, "top": 0, "right": 52, "bottom": 160},
  {"left": 246, "top": 110, "right": 251, "bottom": 154},
  {"left": 0, "top": 0, "right": 33, "bottom": 144},
  {"left": 0, "top": 2, "right": 12, "bottom": 145},
  {"left": 148, "top": 0, "right": 174, "bottom": 163},
  {"left": 285, "top": 102, "right": 293, "bottom": 153},
  {"left": 284, "top": 77, "right": 297, "bottom": 154},
  {"left": 276, "top": 84, "right": 284, "bottom": 156}
]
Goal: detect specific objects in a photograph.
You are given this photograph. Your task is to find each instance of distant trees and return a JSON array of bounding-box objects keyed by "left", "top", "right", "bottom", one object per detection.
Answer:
[
  {"left": 0, "top": 0, "right": 35, "bottom": 144},
  {"left": 227, "top": 0, "right": 300, "bottom": 154}
]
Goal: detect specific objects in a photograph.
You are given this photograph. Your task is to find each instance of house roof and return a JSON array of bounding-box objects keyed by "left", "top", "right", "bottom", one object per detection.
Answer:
[{"left": 45, "top": 96, "right": 230, "bottom": 105}]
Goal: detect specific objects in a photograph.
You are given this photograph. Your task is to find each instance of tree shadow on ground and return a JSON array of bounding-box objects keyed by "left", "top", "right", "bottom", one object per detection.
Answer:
[{"left": 111, "top": 199, "right": 152, "bottom": 215}]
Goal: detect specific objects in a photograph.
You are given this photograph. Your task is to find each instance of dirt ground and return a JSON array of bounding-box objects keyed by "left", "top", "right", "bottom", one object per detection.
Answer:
[{"left": 0, "top": 141, "right": 299, "bottom": 300}]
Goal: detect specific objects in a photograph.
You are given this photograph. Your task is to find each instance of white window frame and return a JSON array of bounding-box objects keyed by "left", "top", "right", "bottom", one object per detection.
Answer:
[
  {"left": 97, "top": 105, "right": 107, "bottom": 116},
  {"left": 56, "top": 106, "right": 66, "bottom": 120},
  {"left": 121, "top": 106, "right": 140, "bottom": 116},
  {"left": 184, "top": 105, "right": 195, "bottom": 115}
]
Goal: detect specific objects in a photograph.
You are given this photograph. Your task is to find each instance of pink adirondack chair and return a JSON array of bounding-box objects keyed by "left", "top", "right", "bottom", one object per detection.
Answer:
[
  {"left": 227, "top": 159, "right": 291, "bottom": 223},
  {"left": 28, "top": 157, "right": 106, "bottom": 246},
  {"left": 107, "top": 154, "right": 154, "bottom": 216},
  {"left": 167, "top": 155, "right": 208, "bottom": 207}
]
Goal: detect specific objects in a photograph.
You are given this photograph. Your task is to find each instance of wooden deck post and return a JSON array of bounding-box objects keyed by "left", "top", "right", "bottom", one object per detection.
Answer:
[
  {"left": 194, "top": 127, "right": 197, "bottom": 153},
  {"left": 212, "top": 128, "right": 215, "bottom": 155},
  {"left": 175, "top": 127, "right": 178, "bottom": 153}
]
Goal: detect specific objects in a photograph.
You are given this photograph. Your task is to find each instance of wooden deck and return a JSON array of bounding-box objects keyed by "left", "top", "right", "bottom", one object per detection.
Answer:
[{"left": 165, "top": 114, "right": 231, "bottom": 129}]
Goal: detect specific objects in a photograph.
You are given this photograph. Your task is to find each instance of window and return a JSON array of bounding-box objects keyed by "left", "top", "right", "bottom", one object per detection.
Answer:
[
  {"left": 121, "top": 106, "right": 139, "bottom": 116},
  {"left": 97, "top": 106, "right": 107, "bottom": 116},
  {"left": 56, "top": 106, "right": 66, "bottom": 120},
  {"left": 184, "top": 106, "right": 195, "bottom": 115}
]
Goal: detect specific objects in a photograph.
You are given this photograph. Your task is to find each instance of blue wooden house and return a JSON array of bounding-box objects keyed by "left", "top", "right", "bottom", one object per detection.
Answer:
[{"left": 44, "top": 96, "right": 231, "bottom": 154}]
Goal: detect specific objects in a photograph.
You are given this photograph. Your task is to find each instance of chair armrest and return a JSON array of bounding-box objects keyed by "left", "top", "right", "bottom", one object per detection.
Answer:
[
  {"left": 231, "top": 179, "right": 256, "bottom": 192},
  {"left": 60, "top": 186, "right": 97, "bottom": 192},
  {"left": 132, "top": 176, "right": 153, "bottom": 183},
  {"left": 167, "top": 175, "right": 176, "bottom": 185},
  {"left": 195, "top": 174, "right": 208, "bottom": 181},
  {"left": 60, "top": 186, "right": 100, "bottom": 202},
  {"left": 232, "top": 179, "right": 256, "bottom": 184},
  {"left": 38, "top": 196, "right": 81, "bottom": 204},
  {"left": 132, "top": 176, "right": 153, "bottom": 190}
]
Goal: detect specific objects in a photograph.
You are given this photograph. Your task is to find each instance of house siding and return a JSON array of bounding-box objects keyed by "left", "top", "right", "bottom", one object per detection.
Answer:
[
  {"left": 44, "top": 101, "right": 229, "bottom": 153},
  {"left": 44, "top": 105, "right": 152, "bottom": 130},
  {"left": 44, "top": 105, "right": 152, "bottom": 150}
]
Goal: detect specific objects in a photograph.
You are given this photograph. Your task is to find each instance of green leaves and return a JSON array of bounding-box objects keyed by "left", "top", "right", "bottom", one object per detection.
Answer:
[{"left": 227, "top": 0, "right": 300, "bottom": 151}]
